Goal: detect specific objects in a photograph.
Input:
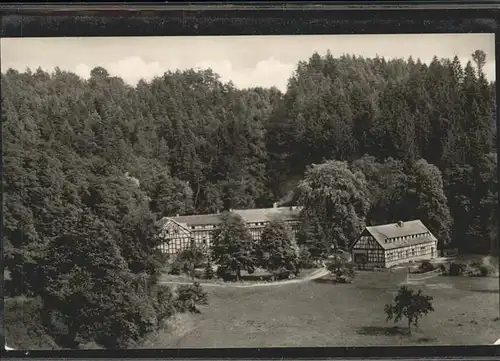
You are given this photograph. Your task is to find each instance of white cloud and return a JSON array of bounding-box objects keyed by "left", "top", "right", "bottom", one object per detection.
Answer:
[
  {"left": 73, "top": 56, "right": 167, "bottom": 84},
  {"left": 192, "top": 57, "right": 295, "bottom": 91},
  {"left": 51, "top": 53, "right": 500, "bottom": 94},
  {"left": 109, "top": 56, "right": 165, "bottom": 84},
  {"left": 73, "top": 56, "right": 295, "bottom": 92},
  {"left": 74, "top": 63, "right": 91, "bottom": 78}
]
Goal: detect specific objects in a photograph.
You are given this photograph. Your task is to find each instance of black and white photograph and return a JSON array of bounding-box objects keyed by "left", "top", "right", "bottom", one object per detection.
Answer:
[{"left": 2, "top": 33, "right": 499, "bottom": 350}]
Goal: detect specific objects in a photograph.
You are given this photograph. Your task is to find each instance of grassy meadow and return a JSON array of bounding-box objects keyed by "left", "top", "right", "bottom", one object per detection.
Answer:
[{"left": 145, "top": 268, "right": 499, "bottom": 348}]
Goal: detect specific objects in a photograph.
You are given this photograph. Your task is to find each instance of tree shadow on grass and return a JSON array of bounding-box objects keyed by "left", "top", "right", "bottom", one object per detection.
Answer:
[
  {"left": 357, "top": 326, "right": 408, "bottom": 336},
  {"left": 469, "top": 288, "right": 499, "bottom": 294},
  {"left": 312, "top": 278, "right": 334, "bottom": 284},
  {"left": 415, "top": 336, "right": 436, "bottom": 343},
  {"left": 313, "top": 277, "right": 351, "bottom": 285}
]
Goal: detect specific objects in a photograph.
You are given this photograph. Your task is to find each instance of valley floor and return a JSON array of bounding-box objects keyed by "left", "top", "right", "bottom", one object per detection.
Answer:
[{"left": 144, "top": 268, "right": 499, "bottom": 347}]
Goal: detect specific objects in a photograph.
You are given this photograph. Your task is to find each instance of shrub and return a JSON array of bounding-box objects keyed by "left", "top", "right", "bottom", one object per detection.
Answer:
[
  {"left": 174, "top": 282, "right": 209, "bottom": 313},
  {"left": 152, "top": 285, "right": 176, "bottom": 323},
  {"left": 478, "top": 265, "right": 491, "bottom": 277},
  {"left": 326, "top": 254, "right": 355, "bottom": 283},
  {"left": 272, "top": 267, "right": 294, "bottom": 280},
  {"left": 170, "top": 245, "right": 207, "bottom": 278},
  {"left": 298, "top": 246, "right": 315, "bottom": 269},
  {"left": 448, "top": 262, "right": 466, "bottom": 276},
  {"left": 169, "top": 261, "right": 181, "bottom": 275},
  {"left": 418, "top": 260, "right": 435, "bottom": 273},
  {"left": 204, "top": 262, "right": 215, "bottom": 280},
  {"left": 466, "top": 261, "right": 492, "bottom": 277},
  {"left": 216, "top": 265, "right": 233, "bottom": 281}
]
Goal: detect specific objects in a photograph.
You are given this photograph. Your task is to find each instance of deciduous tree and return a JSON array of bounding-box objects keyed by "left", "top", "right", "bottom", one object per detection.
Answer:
[
  {"left": 211, "top": 212, "right": 257, "bottom": 281},
  {"left": 256, "top": 218, "right": 300, "bottom": 278},
  {"left": 297, "top": 160, "right": 370, "bottom": 251},
  {"left": 384, "top": 285, "right": 434, "bottom": 335}
]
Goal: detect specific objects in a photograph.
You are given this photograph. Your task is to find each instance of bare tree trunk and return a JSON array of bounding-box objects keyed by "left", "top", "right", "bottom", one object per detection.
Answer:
[{"left": 408, "top": 318, "right": 412, "bottom": 335}]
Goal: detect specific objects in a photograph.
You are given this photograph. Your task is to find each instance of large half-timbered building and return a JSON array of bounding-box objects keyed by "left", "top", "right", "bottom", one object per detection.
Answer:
[
  {"left": 157, "top": 204, "right": 302, "bottom": 255},
  {"left": 351, "top": 220, "right": 438, "bottom": 269}
]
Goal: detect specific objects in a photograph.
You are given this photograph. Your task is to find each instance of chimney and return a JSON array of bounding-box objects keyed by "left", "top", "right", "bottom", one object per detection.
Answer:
[
  {"left": 273, "top": 202, "right": 278, "bottom": 209},
  {"left": 397, "top": 221, "right": 404, "bottom": 227}
]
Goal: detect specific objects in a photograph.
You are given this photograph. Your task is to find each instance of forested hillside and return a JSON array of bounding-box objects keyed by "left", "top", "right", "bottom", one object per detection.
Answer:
[{"left": 2, "top": 49, "right": 497, "bottom": 348}]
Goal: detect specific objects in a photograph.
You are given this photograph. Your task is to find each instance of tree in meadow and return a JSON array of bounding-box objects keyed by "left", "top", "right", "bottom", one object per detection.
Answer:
[{"left": 384, "top": 285, "right": 434, "bottom": 335}]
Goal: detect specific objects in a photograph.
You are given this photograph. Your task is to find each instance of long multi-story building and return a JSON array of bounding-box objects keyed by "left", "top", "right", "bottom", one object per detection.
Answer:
[{"left": 157, "top": 203, "right": 302, "bottom": 255}]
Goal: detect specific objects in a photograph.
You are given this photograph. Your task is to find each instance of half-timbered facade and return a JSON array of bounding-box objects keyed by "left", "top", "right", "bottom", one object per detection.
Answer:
[
  {"left": 351, "top": 220, "right": 438, "bottom": 269},
  {"left": 157, "top": 204, "right": 302, "bottom": 256}
]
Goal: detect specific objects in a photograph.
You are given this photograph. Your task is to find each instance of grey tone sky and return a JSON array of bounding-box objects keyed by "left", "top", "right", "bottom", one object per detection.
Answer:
[{"left": 1, "top": 34, "right": 495, "bottom": 92}]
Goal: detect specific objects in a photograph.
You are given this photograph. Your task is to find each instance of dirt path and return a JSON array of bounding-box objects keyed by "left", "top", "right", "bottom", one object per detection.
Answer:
[{"left": 158, "top": 268, "right": 330, "bottom": 288}]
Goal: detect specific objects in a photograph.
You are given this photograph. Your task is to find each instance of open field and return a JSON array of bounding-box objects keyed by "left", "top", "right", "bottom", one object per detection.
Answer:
[{"left": 144, "top": 268, "right": 499, "bottom": 348}]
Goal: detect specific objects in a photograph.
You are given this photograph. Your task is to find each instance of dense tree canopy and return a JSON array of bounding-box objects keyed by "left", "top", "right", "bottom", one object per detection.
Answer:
[{"left": 2, "top": 48, "right": 497, "bottom": 347}]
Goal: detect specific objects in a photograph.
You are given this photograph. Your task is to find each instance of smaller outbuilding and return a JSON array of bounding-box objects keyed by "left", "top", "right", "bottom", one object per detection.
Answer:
[{"left": 351, "top": 220, "right": 438, "bottom": 270}]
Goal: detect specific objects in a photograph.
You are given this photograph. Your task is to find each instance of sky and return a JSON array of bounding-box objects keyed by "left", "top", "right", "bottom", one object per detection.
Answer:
[{"left": 1, "top": 34, "right": 495, "bottom": 92}]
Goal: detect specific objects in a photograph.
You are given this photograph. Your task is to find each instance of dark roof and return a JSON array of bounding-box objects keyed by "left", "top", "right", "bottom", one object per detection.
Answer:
[
  {"left": 380, "top": 235, "right": 436, "bottom": 250},
  {"left": 158, "top": 206, "right": 302, "bottom": 227},
  {"left": 235, "top": 206, "right": 302, "bottom": 223},
  {"left": 163, "top": 213, "right": 223, "bottom": 226},
  {"left": 364, "top": 220, "right": 437, "bottom": 250}
]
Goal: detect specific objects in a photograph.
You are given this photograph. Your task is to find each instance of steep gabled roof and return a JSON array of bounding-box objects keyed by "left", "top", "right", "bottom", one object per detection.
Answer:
[
  {"left": 158, "top": 218, "right": 191, "bottom": 233},
  {"left": 364, "top": 220, "right": 437, "bottom": 250},
  {"left": 161, "top": 213, "right": 223, "bottom": 226},
  {"left": 158, "top": 206, "right": 302, "bottom": 228},
  {"left": 235, "top": 206, "right": 302, "bottom": 223}
]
